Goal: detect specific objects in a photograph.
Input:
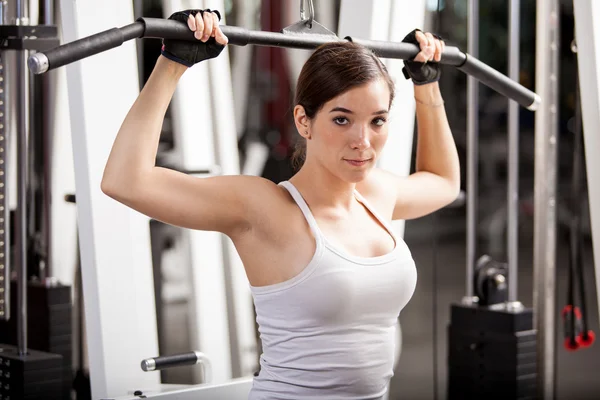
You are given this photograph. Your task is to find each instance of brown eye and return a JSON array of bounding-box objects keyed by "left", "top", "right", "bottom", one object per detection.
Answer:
[
  {"left": 372, "top": 117, "right": 387, "bottom": 127},
  {"left": 333, "top": 117, "right": 349, "bottom": 125}
]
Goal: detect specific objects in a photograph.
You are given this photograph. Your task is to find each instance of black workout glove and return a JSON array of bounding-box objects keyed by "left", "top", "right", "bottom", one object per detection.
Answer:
[
  {"left": 401, "top": 29, "right": 442, "bottom": 85},
  {"left": 161, "top": 9, "right": 225, "bottom": 68}
]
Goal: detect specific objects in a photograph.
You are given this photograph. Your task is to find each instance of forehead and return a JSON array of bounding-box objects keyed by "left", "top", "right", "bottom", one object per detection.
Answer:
[{"left": 324, "top": 79, "right": 390, "bottom": 111}]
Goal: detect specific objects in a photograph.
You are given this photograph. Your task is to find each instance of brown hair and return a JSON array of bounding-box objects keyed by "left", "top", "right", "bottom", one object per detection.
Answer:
[{"left": 291, "top": 41, "right": 395, "bottom": 170}]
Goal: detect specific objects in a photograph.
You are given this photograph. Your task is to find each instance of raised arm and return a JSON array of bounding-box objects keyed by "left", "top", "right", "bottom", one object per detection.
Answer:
[
  {"left": 391, "top": 81, "right": 461, "bottom": 219},
  {"left": 362, "top": 30, "right": 461, "bottom": 220},
  {"left": 101, "top": 10, "right": 268, "bottom": 237}
]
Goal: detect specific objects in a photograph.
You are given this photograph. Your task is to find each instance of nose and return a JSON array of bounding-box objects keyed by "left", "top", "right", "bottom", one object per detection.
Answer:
[{"left": 350, "top": 126, "right": 370, "bottom": 151}]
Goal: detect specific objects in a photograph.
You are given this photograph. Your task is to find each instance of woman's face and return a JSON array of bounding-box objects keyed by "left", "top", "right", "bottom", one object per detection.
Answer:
[{"left": 299, "top": 79, "right": 391, "bottom": 183}]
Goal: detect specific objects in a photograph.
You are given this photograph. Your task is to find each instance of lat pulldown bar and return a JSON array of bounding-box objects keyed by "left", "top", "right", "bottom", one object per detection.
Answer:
[{"left": 27, "top": 17, "right": 541, "bottom": 111}]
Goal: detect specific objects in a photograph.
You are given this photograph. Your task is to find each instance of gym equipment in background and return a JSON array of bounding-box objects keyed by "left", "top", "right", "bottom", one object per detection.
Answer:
[
  {"left": 447, "top": 1, "right": 537, "bottom": 399},
  {"left": 561, "top": 38, "right": 595, "bottom": 352},
  {"left": 0, "top": 1, "right": 69, "bottom": 399}
]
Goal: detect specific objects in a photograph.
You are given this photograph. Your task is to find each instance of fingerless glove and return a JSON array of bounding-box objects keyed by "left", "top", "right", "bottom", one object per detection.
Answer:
[
  {"left": 401, "top": 29, "right": 442, "bottom": 85},
  {"left": 161, "top": 9, "right": 225, "bottom": 68}
]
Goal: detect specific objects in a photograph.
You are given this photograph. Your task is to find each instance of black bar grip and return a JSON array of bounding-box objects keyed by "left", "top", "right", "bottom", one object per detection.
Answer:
[
  {"left": 28, "top": 23, "right": 145, "bottom": 74},
  {"left": 139, "top": 17, "right": 251, "bottom": 46},
  {"left": 458, "top": 54, "right": 540, "bottom": 111},
  {"left": 141, "top": 351, "right": 206, "bottom": 371},
  {"left": 346, "top": 36, "right": 466, "bottom": 67},
  {"left": 139, "top": 18, "right": 336, "bottom": 49}
]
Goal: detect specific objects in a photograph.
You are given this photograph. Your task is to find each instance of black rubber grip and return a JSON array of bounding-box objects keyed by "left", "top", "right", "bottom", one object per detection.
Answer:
[
  {"left": 148, "top": 352, "right": 198, "bottom": 370},
  {"left": 43, "top": 23, "right": 144, "bottom": 72},
  {"left": 346, "top": 36, "right": 466, "bottom": 67},
  {"left": 138, "top": 17, "right": 333, "bottom": 49},
  {"left": 458, "top": 54, "right": 539, "bottom": 110}
]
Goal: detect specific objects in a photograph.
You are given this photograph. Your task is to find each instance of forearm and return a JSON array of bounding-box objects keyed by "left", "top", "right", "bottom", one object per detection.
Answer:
[
  {"left": 413, "top": 82, "right": 461, "bottom": 192},
  {"left": 102, "top": 56, "right": 187, "bottom": 193}
]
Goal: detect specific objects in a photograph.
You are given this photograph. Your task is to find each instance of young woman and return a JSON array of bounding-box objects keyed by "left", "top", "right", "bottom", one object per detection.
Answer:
[{"left": 101, "top": 9, "right": 460, "bottom": 400}]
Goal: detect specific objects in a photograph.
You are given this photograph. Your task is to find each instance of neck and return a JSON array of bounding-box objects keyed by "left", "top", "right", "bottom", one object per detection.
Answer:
[{"left": 290, "top": 159, "right": 357, "bottom": 211}]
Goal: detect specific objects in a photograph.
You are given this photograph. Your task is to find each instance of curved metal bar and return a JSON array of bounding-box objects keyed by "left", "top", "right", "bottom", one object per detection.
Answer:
[{"left": 26, "top": 17, "right": 540, "bottom": 110}]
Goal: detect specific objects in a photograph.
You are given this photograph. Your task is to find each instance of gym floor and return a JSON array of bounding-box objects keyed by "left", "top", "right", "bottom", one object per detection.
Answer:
[{"left": 390, "top": 212, "right": 600, "bottom": 400}]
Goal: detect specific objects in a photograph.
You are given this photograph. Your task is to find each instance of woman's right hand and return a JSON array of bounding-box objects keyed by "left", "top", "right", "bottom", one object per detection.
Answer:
[{"left": 161, "top": 9, "right": 229, "bottom": 68}]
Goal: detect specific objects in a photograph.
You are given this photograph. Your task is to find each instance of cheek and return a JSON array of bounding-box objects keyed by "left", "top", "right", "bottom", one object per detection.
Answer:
[
  {"left": 319, "top": 128, "right": 345, "bottom": 148},
  {"left": 373, "top": 130, "right": 389, "bottom": 148}
]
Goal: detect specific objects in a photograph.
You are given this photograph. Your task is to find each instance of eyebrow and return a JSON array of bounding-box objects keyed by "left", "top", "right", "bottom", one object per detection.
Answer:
[{"left": 329, "top": 107, "right": 388, "bottom": 115}]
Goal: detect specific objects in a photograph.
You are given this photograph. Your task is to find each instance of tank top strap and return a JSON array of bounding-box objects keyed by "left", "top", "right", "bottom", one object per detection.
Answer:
[
  {"left": 279, "top": 181, "right": 322, "bottom": 238},
  {"left": 353, "top": 189, "right": 399, "bottom": 242}
]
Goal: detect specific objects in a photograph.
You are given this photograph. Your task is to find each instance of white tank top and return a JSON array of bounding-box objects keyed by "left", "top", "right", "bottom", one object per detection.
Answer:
[{"left": 248, "top": 181, "right": 418, "bottom": 400}]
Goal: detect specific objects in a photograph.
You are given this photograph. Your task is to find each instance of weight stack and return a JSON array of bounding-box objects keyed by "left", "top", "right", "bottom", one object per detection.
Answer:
[
  {"left": 0, "top": 280, "right": 72, "bottom": 399},
  {"left": 447, "top": 303, "right": 537, "bottom": 400},
  {"left": 0, "top": 344, "right": 63, "bottom": 399}
]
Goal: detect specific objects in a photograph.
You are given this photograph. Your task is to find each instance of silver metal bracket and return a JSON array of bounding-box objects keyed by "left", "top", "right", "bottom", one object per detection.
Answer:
[
  {"left": 300, "top": 0, "right": 315, "bottom": 28},
  {"left": 281, "top": 19, "right": 337, "bottom": 38}
]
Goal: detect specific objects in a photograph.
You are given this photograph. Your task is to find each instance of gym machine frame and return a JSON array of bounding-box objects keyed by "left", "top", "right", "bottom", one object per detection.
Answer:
[
  {"left": 0, "top": 0, "right": 75, "bottom": 399},
  {"left": 26, "top": 5, "right": 541, "bottom": 400}
]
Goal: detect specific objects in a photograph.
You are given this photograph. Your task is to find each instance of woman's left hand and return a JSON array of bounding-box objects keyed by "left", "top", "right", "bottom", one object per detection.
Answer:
[
  {"left": 412, "top": 30, "right": 445, "bottom": 63},
  {"left": 402, "top": 29, "right": 444, "bottom": 85}
]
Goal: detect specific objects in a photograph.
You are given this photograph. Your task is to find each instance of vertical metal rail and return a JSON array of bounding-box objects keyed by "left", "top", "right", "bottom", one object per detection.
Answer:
[
  {"left": 16, "top": 0, "right": 30, "bottom": 355},
  {"left": 0, "top": 0, "right": 8, "bottom": 322},
  {"left": 41, "top": 0, "right": 54, "bottom": 279},
  {"left": 534, "top": 0, "right": 559, "bottom": 398},
  {"left": 507, "top": 0, "right": 521, "bottom": 306},
  {"left": 464, "top": 0, "right": 479, "bottom": 304}
]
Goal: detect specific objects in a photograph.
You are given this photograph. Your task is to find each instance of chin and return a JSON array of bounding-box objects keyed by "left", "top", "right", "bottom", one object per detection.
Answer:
[{"left": 343, "top": 168, "right": 372, "bottom": 183}]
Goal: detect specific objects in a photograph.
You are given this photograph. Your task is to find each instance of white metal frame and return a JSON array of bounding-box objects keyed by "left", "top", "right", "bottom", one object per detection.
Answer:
[
  {"left": 59, "top": 0, "right": 160, "bottom": 398},
  {"left": 104, "top": 377, "right": 253, "bottom": 400}
]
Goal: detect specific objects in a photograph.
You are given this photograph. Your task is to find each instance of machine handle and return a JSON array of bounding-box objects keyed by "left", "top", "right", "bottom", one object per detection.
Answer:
[
  {"left": 141, "top": 351, "right": 212, "bottom": 382},
  {"left": 28, "top": 17, "right": 540, "bottom": 110}
]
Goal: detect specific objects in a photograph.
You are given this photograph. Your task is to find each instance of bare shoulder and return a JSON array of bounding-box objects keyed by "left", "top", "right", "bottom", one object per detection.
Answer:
[
  {"left": 356, "top": 168, "right": 399, "bottom": 220},
  {"left": 228, "top": 176, "right": 296, "bottom": 237}
]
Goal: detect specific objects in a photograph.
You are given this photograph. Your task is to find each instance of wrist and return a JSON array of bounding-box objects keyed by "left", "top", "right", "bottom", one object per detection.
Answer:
[
  {"left": 413, "top": 82, "right": 442, "bottom": 101},
  {"left": 156, "top": 54, "right": 189, "bottom": 78}
]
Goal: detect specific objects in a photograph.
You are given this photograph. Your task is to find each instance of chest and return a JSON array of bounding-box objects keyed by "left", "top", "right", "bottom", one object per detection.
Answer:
[
  {"left": 316, "top": 206, "right": 396, "bottom": 259},
  {"left": 275, "top": 249, "right": 418, "bottom": 328}
]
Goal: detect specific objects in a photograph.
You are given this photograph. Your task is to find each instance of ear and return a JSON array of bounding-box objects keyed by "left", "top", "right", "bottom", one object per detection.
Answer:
[{"left": 293, "top": 105, "right": 311, "bottom": 139}]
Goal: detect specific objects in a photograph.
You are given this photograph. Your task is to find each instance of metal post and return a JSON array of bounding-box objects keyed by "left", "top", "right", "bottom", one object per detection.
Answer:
[
  {"left": 0, "top": 0, "right": 7, "bottom": 322},
  {"left": 41, "top": 0, "right": 54, "bottom": 280},
  {"left": 507, "top": 0, "right": 521, "bottom": 307},
  {"left": 534, "top": 0, "right": 559, "bottom": 398},
  {"left": 463, "top": 0, "right": 479, "bottom": 304},
  {"left": 16, "top": 0, "right": 28, "bottom": 25},
  {"left": 0, "top": 0, "right": 6, "bottom": 24},
  {"left": 16, "top": 0, "right": 29, "bottom": 355},
  {"left": 44, "top": 0, "right": 53, "bottom": 25}
]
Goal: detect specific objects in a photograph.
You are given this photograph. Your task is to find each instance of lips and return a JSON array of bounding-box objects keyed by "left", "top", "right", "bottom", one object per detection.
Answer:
[{"left": 344, "top": 158, "right": 372, "bottom": 166}]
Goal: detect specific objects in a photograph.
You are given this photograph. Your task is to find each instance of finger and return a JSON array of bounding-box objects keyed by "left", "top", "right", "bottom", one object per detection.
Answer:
[
  {"left": 415, "top": 30, "right": 428, "bottom": 51},
  {"left": 424, "top": 32, "right": 436, "bottom": 61},
  {"left": 187, "top": 13, "right": 196, "bottom": 31},
  {"left": 194, "top": 12, "right": 204, "bottom": 40},
  {"left": 212, "top": 13, "right": 228, "bottom": 44},
  {"left": 434, "top": 38, "right": 442, "bottom": 62},
  {"left": 413, "top": 51, "right": 429, "bottom": 63},
  {"left": 214, "top": 25, "right": 229, "bottom": 45},
  {"left": 202, "top": 12, "right": 213, "bottom": 41}
]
